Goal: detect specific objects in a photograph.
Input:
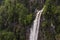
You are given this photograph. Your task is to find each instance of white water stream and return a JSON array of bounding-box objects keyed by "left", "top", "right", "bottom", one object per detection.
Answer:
[{"left": 29, "top": 8, "right": 44, "bottom": 40}]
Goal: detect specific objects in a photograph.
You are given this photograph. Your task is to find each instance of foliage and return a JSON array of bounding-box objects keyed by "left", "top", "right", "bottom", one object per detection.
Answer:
[
  {"left": 0, "top": 0, "right": 33, "bottom": 40},
  {"left": 0, "top": 0, "right": 60, "bottom": 40},
  {"left": 41, "top": 0, "right": 57, "bottom": 40},
  {"left": 0, "top": 0, "right": 33, "bottom": 29},
  {"left": 0, "top": 31, "right": 16, "bottom": 40},
  {"left": 55, "top": 6, "right": 60, "bottom": 34},
  {"left": 42, "top": 0, "right": 56, "bottom": 27},
  {"left": 23, "top": 14, "right": 33, "bottom": 25}
]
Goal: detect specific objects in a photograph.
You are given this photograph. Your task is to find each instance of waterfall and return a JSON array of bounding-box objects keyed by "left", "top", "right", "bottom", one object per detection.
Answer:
[{"left": 29, "top": 8, "right": 44, "bottom": 40}]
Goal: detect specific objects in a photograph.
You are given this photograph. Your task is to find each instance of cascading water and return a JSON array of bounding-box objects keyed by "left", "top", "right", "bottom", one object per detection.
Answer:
[{"left": 29, "top": 8, "right": 44, "bottom": 40}]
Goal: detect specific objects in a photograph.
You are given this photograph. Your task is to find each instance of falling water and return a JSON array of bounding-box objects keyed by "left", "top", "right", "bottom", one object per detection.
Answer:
[{"left": 29, "top": 8, "right": 44, "bottom": 40}]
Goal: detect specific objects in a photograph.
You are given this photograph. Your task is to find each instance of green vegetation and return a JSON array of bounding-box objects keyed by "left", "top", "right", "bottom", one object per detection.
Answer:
[
  {"left": 0, "top": 31, "right": 16, "bottom": 40},
  {"left": 0, "top": 0, "right": 33, "bottom": 40},
  {"left": 0, "top": 0, "right": 60, "bottom": 40},
  {"left": 41, "top": 0, "right": 60, "bottom": 40}
]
